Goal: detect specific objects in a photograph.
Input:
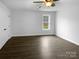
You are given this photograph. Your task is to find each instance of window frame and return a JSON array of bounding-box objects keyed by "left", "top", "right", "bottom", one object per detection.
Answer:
[{"left": 42, "top": 14, "right": 50, "bottom": 30}]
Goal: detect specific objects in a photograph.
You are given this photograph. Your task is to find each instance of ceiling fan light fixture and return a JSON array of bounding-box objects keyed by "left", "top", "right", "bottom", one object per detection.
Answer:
[
  {"left": 44, "top": 0, "right": 53, "bottom": 7},
  {"left": 45, "top": 2, "right": 52, "bottom": 7},
  {"left": 33, "top": 0, "right": 57, "bottom": 7}
]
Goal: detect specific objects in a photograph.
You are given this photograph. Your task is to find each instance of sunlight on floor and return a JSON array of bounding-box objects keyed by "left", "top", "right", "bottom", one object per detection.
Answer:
[{"left": 39, "top": 36, "right": 52, "bottom": 59}]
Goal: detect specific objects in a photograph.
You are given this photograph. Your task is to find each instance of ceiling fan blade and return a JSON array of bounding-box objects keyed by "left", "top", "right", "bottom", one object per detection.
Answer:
[
  {"left": 33, "top": 1, "right": 44, "bottom": 3},
  {"left": 51, "top": 3, "right": 55, "bottom": 7},
  {"left": 53, "top": 0, "right": 59, "bottom": 1}
]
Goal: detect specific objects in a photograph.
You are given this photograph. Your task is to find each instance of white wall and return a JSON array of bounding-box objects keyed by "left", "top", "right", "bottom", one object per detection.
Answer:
[
  {"left": 0, "top": 2, "right": 11, "bottom": 49},
  {"left": 11, "top": 11, "right": 56, "bottom": 36},
  {"left": 56, "top": 1, "right": 79, "bottom": 45}
]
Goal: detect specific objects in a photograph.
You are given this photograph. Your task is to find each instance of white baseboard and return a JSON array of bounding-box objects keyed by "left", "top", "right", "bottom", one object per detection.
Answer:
[
  {"left": 12, "top": 34, "right": 55, "bottom": 37},
  {"left": 0, "top": 36, "right": 12, "bottom": 50},
  {"left": 56, "top": 34, "right": 79, "bottom": 46}
]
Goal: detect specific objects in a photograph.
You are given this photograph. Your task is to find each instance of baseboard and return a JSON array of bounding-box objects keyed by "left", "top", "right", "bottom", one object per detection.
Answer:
[
  {"left": 0, "top": 36, "right": 12, "bottom": 50},
  {"left": 12, "top": 34, "right": 56, "bottom": 38},
  {"left": 56, "top": 35, "right": 79, "bottom": 46}
]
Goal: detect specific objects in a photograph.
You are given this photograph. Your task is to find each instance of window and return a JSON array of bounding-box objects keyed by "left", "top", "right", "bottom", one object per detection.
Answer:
[{"left": 42, "top": 15, "right": 50, "bottom": 30}]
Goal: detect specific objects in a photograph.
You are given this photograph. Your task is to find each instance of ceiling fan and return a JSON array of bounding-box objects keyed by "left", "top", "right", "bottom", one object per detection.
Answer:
[{"left": 33, "top": 0, "right": 59, "bottom": 7}]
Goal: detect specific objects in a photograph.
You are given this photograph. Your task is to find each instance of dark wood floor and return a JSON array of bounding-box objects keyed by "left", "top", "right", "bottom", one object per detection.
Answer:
[{"left": 0, "top": 36, "right": 79, "bottom": 59}]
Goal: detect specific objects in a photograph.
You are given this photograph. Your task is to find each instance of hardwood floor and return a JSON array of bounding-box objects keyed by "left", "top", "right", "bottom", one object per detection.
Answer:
[{"left": 0, "top": 36, "right": 79, "bottom": 59}]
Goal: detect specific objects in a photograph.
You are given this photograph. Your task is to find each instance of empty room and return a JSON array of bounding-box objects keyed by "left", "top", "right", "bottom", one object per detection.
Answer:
[{"left": 0, "top": 0, "right": 79, "bottom": 59}]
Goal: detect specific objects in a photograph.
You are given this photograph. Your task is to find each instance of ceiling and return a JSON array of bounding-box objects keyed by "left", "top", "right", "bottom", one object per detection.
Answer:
[
  {"left": 0, "top": 0, "right": 36, "bottom": 11},
  {"left": 0, "top": 0, "right": 78, "bottom": 11}
]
